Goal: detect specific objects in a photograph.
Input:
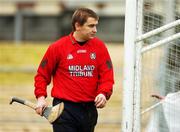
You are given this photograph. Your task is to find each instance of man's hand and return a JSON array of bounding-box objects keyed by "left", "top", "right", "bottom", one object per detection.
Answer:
[
  {"left": 151, "top": 94, "right": 165, "bottom": 100},
  {"left": 94, "top": 94, "right": 107, "bottom": 108},
  {"left": 35, "top": 96, "right": 48, "bottom": 116}
]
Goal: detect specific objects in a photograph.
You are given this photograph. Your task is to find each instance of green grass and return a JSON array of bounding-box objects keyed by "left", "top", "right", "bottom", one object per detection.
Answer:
[
  {"left": 0, "top": 42, "right": 49, "bottom": 85},
  {"left": 0, "top": 42, "right": 48, "bottom": 67},
  {"left": 0, "top": 72, "right": 34, "bottom": 85},
  {"left": 0, "top": 42, "right": 123, "bottom": 132}
]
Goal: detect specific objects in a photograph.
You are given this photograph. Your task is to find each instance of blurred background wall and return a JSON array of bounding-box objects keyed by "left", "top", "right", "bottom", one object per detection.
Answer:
[
  {"left": 0, "top": 1, "right": 124, "bottom": 132},
  {"left": 0, "top": 0, "right": 125, "bottom": 43},
  {"left": 1, "top": 1, "right": 178, "bottom": 132}
]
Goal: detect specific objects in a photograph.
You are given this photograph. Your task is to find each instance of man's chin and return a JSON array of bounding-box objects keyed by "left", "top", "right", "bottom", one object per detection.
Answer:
[
  {"left": 85, "top": 35, "right": 95, "bottom": 40},
  {"left": 90, "top": 36, "right": 95, "bottom": 39}
]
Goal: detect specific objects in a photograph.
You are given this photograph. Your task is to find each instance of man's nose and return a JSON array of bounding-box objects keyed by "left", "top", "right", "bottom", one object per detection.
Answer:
[{"left": 93, "top": 26, "right": 97, "bottom": 33}]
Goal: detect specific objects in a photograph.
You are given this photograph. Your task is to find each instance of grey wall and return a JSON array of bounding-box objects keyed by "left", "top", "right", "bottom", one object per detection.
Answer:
[
  {"left": 0, "top": 13, "right": 124, "bottom": 42},
  {"left": 0, "top": 16, "right": 14, "bottom": 40}
]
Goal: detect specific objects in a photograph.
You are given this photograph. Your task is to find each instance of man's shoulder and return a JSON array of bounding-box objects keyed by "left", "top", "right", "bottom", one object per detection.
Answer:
[
  {"left": 51, "top": 35, "right": 70, "bottom": 47},
  {"left": 92, "top": 37, "right": 103, "bottom": 42},
  {"left": 91, "top": 37, "right": 107, "bottom": 49},
  {"left": 55, "top": 35, "right": 70, "bottom": 44},
  {"left": 91, "top": 37, "right": 105, "bottom": 45}
]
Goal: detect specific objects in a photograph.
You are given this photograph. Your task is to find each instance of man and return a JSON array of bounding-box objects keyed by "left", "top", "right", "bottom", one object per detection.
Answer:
[
  {"left": 34, "top": 8, "right": 114, "bottom": 132},
  {"left": 146, "top": 92, "right": 180, "bottom": 132}
]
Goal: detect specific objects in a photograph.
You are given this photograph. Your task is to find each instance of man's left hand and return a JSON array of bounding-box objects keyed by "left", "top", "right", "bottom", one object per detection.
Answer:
[{"left": 94, "top": 94, "right": 107, "bottom": 108}]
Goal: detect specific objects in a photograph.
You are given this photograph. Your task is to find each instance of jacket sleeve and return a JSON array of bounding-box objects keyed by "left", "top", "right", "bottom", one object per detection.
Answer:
[
  {"left": 97, "top": 44, "right": 114, "bottom": 100},
  {"left": 34, "top": 44, "right": 59, "bottom": 98}
]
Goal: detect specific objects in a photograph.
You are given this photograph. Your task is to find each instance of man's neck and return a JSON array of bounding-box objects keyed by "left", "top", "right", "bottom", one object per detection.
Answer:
[{"left": 73, "top": 31, "right": 86, "bottom": 42}]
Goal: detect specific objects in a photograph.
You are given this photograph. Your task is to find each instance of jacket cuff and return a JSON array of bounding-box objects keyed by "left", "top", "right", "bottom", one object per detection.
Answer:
[{"left": 98, "top": 91, "right": 111, "bottom": 100}]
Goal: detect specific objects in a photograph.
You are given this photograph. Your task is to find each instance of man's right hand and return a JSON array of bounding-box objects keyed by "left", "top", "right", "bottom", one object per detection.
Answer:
[
  {"left": 151, "top": 94, "right": 165, "bottom": 100},
  {"left": 35, "top": 96, "right": 47, "bottom": 116}
]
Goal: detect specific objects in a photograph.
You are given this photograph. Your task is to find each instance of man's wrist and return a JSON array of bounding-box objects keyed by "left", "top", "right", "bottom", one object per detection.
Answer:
[{"left": 37, "top": 96, "right": 45, "bottom": 100}]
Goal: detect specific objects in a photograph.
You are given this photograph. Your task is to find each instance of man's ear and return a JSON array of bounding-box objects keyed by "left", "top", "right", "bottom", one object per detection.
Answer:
[{"left": 75, "top": 22, "right": 81, "bottom": 31}]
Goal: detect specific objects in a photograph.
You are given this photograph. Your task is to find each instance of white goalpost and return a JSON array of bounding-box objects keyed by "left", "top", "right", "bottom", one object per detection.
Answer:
[{"left": 122, "top": 0, "right": 180, "bottom": 132}]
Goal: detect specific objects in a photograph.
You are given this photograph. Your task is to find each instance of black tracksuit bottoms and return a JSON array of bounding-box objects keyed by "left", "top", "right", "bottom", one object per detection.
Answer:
[{"left": 52, "top": 98, "right": 98, "bottom": 132}]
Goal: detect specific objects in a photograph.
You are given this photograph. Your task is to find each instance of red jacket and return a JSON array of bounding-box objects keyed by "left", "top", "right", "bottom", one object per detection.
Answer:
[{"left": 34, "top": 33, "right": 114, "bottom": 102}]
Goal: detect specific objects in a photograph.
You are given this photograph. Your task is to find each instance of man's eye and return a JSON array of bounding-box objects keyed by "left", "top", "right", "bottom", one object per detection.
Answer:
[{"left": 89, "top": 25, "right": 96, "bottom": 28}]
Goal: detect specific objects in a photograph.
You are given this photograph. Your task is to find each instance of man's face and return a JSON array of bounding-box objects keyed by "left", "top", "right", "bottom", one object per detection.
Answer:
[{"left": 76, "top": 17, "right": 98, "bottom": 41}]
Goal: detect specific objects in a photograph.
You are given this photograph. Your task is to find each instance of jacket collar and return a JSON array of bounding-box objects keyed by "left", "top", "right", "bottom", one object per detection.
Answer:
[
  {"left": 69, "top": 32, "right": 77, "bottom": 45},
  {"left": 69, "top": 32, "right": 92, "bottom": 45}
]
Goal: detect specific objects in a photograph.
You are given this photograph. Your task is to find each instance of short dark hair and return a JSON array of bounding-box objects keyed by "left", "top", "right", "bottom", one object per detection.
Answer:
[{"left": 72, "top": 8, "right": 99, "bottom": 31}]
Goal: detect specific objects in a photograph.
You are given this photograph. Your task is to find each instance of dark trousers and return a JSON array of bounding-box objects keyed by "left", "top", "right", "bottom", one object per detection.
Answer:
[{"left": 52, "top": 98, "right": 98, "bottom": 132}]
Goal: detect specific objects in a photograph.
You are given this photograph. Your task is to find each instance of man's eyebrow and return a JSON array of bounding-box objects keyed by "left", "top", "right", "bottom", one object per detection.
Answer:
[{"left": 88, "top": 23, "right": 98, "bottom": 26}]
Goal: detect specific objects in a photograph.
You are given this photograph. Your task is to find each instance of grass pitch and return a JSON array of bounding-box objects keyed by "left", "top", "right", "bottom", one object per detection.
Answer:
[{"left": 0, "top": 42, "right": 123, "bottom": 132}]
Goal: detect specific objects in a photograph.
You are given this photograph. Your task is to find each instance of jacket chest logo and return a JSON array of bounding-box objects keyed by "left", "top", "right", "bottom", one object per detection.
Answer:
[
  {"left": 90, "top": 53, "right": 96, "bottom": 60},
  {"left": 77, "top": 49, "right": 87, "bottom": 53},
  {"left": 67, "top": 52, "right": 96, "bottom": 60},
  {"left": 67, "top": 54, "right": 73, "bottom": 60}
]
